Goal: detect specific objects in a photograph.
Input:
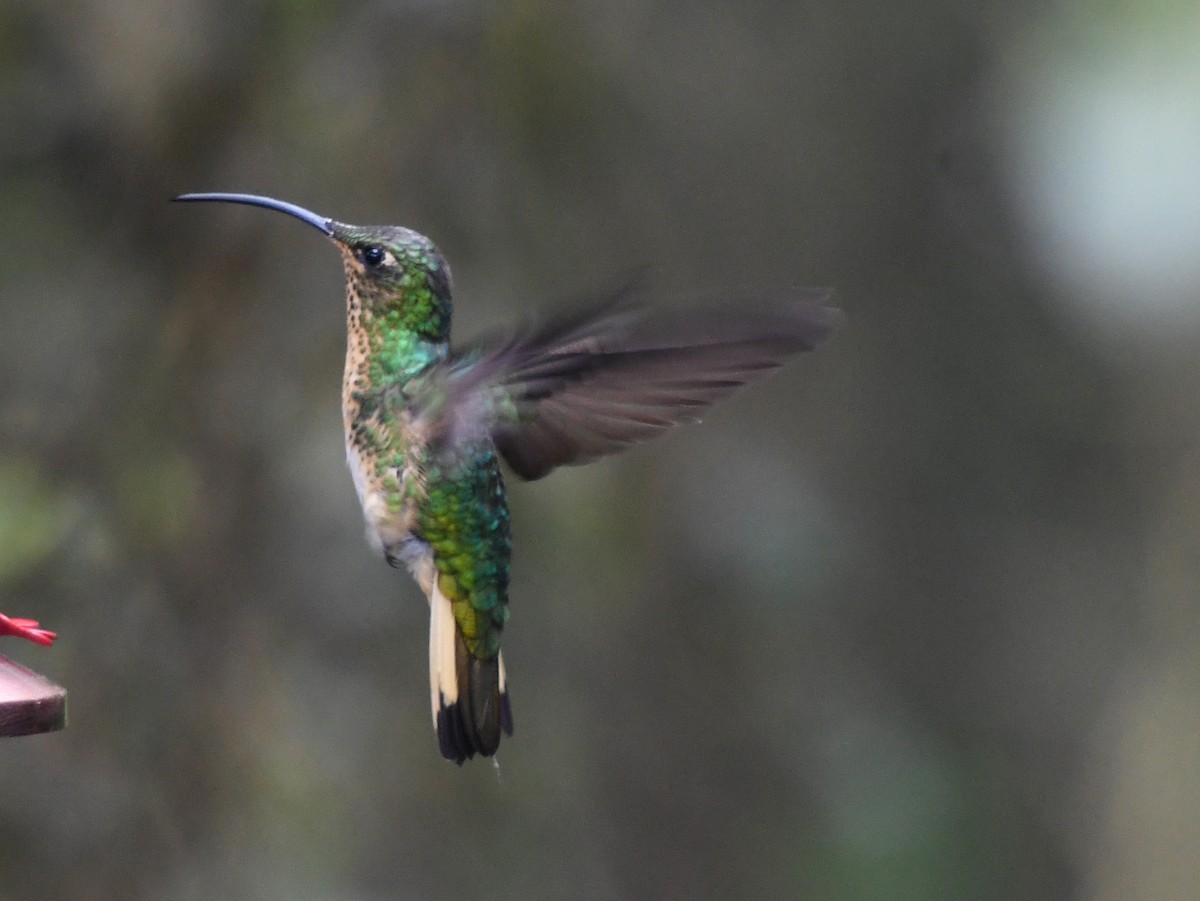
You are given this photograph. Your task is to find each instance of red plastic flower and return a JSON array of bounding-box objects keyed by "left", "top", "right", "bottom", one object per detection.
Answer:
[{"left": 0, "top": 613, "right": 57, "bottom": 647}]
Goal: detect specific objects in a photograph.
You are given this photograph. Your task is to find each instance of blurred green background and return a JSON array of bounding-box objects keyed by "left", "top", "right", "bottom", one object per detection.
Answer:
[{"left": 3, "top": 1, "right": 1199, "bottom": 898}]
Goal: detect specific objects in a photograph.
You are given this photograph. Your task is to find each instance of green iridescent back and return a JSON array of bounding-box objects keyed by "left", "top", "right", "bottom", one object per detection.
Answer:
[{"left": 415, "top": 440, "right": 512, "bottom": 660}]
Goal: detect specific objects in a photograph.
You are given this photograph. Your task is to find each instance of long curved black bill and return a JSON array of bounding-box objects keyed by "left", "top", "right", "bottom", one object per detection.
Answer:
[{"left": 172, "top": 192, "right": 333, "bottom": 236}]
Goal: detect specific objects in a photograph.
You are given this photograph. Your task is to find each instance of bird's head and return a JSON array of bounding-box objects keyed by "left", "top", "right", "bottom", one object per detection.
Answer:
[{"left": 173, "top": 192, "right": 453, "bottom": 342}]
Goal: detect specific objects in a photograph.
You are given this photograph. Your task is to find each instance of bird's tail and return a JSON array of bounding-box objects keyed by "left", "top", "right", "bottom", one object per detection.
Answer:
[{"left": 429, "top": 579, "right": 513, "bottom": 764}]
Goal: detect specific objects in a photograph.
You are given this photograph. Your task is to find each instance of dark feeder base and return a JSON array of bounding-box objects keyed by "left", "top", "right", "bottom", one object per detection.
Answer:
[{"left": 0, "top": 656, "right": 67, "bottom": 737}]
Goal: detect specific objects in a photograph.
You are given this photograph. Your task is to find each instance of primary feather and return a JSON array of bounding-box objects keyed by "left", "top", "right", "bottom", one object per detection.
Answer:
[{"left": 436, "top": 292, "right": 841, "bottom": 480}]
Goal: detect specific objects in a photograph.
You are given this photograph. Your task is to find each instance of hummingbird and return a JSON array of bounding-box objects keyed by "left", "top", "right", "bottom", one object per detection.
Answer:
[{"left": 174, "top": 192, "right": 841, "bottom": 764}]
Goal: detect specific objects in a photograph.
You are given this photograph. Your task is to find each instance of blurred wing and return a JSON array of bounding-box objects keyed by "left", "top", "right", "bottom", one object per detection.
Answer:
[{"left": 444, "top": 291, "right": 842, "bottom": 480}]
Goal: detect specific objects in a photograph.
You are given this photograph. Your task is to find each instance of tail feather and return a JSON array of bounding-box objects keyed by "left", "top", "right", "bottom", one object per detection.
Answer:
[
  {"left": 429, "top": 581, "right": 513, "bottom": 765},
  {"left": 498, "top": 652, "right": 514, "bottom": 736}
]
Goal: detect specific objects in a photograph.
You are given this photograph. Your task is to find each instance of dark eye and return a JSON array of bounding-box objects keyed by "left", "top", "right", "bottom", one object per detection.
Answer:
[{"left": 361, "top": 245, "right": 386, "bottom": 267}]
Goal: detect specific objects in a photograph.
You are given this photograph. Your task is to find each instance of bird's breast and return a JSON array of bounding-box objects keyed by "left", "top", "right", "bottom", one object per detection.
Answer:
[
  {"left": 344, "top": 434, "right": 420, "bottom": 557},
  {"left": 342, "top": 377, "right": 422, "bottom": 559}
]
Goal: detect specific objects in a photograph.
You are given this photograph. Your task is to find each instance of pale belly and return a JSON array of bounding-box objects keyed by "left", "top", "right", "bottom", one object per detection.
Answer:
[{"left": 345, "top": 439, "right": 421, "bottom": 565}]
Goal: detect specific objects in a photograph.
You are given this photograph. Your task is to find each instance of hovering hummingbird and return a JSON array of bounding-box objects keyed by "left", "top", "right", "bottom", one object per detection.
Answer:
[{"left": 174, "top": 192, "right": 841, "bottom": 764}]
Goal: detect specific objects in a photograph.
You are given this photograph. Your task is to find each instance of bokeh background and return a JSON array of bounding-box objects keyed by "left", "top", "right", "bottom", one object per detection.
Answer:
[{"left": 3, "top": 1, "right": 1199, "bottom": 898}]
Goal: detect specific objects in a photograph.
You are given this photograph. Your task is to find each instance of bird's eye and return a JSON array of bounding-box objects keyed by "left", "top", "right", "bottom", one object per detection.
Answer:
[{"left": 361, "top": 245, "right": 386, "bottom": 267}]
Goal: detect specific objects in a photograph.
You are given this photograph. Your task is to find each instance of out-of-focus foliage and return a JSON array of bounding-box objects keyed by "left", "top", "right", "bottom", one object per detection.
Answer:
[{"left": 1, "top": 1, "right": 1197, "bottom": 899}]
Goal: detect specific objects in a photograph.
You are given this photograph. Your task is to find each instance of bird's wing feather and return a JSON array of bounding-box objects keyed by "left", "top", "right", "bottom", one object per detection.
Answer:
[{"left": 432, "top": 290, "right": 841, "bottom": 480}]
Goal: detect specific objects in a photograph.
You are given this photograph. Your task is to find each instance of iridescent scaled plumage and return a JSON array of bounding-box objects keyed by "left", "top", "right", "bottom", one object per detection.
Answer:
[
  {"left": 416, "top": 442, "right": 511, "bottom": 659},
  {"left": 173, "top": 191, "right": 842, "bottom": 765}
]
